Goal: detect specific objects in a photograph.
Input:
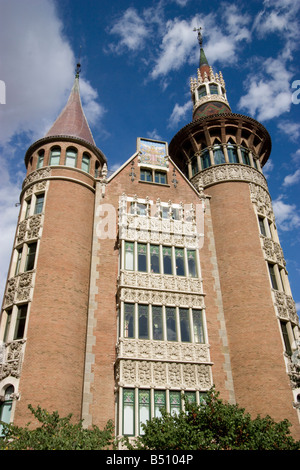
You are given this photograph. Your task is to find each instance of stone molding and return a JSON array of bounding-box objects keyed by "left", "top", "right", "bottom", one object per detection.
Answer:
[{"left": 193, "top": 164, "right": 268, "bottom": 191}]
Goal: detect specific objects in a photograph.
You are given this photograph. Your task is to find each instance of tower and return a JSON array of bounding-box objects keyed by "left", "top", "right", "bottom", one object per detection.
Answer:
[
  {"left": 169, "top": 30, "right": 300, "bottom": 433},
  {"left": 0, "top": 35, "right": 299, "bottom": 442},
  {"left": 0, "top": 65, "right": 107, "bottom": 426}
]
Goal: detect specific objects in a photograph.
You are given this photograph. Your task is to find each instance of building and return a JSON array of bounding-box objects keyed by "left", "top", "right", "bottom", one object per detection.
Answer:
[{"left": 1, "top": 34, "right": 300, "bottom": 440}]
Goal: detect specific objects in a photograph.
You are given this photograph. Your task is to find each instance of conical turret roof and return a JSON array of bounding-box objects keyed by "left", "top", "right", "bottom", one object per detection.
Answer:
[{"left": 45, "top": 68, "right": 95, "bottom": 146}]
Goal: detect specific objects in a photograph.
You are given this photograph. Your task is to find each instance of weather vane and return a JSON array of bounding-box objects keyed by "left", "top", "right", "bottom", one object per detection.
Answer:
[
  {"left": 75, "top": 45, "right": 82, "bottom": 77},
  {"left": 193, "top": 26, "right": 203, "bottom": 47}
]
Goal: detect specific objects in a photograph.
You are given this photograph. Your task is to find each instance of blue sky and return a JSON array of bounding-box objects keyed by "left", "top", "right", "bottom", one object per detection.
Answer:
[{"left": 0, "top": 0, "right": 299, "bottom": 314}]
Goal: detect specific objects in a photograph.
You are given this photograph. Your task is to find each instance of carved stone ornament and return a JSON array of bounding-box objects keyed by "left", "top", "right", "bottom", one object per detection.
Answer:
[
  {"left": 0, "top": 340, "right": 26, "bottom": 380},
  {"left": 22, "top": 167, "right": 51, "bottom": 190},
  {"left": 16, "top": 214, "right": 42, "bottom": 245},
  {"left": 273, "top": 291, "right": 299, "bottom": 325},
  {"left": 250, "top": 183, "right": 275, "bottom": 222},
  {"left": 4, "top": 272, "right": 33, "bottom": 307},
  {"left": 116, "top": 358, "right": 212, "bottom": 391},
  {"left": 261, "top": 236, "right": 285, "bottom": 267},
  {"left": 193, "top": 164, "right": 268, "bottom": 191}
]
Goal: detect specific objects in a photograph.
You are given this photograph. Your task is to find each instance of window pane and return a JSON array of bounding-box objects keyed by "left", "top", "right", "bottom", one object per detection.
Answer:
[
  {"left": 187, "top": 250, "right": 197, "bottom": 277},
  {"left": 210, "top": 84, "right": 219, "bottom": 94},
  {"left": 154, "top": 390, "right": 166, "bottom": 418},
  {"left": 162, "top": 207, "right": 169, "bottom": 219},
  {"left": 193, "top": 309, "right": 204, "bottom": 343},
  {"left": 185, "top": 392, "right": 196, "bottom": 405},
  {"left": 137, "top": 203, "right": 147, "bottom": 216},
  {"left": 198, "top": 86, "right": 206, "bottom": 98},
  {"left": 150, "top": 245, "right": 160, "bottom": 273},
  {"left": 280, "top": 322, "right": 292, "bottom": 356},
  {"left": 179, "top": 308, "right": 191, "bottom": 342},
  {"left": 268, "top": 263, "right": 278, "bottom": 290},
  {"left": 191, "top": 156, "right": 198, "bottom": 176},
  {"left": 124, "top": 303, "right": 134, "bottom": 338},
  {"left": 25, "top": 242, "right": 37, "bottom": 271},
  {"left": 25, "top": 198, "right": 31, "bottom": 218},
  {"left": 139, "top": 390, "right": 150, "bottom": 435},
  {"left": 175, "top": 248, "right": 185, "bottom": 276},
  {"left": 213, "top": 145, "right": 225, "bottom": 165},
  {"left": 123, "top": 389, "right": 134, "bottom": 435},
  {"left": 3, "top": 310, "right": 12, "bottom": 342},
  {"left": 81, "top": 154, "right": 90, "bottom": 172},
  {"left": 15, "top": 248, "right": 22, "bottom": 275},
  {"left": 138, "top": 305, "right": 149, "bottom": 339},
  {"left": 163, "top": 246, "right": 173, "bottom": 275},
  {"left": 259, "top": 217, "right": 266, "bottom": 236},
  {"left": 170, "top": 391, "right": 181, "bottom": 415},
  {"left": 154, "top": 171, "right": 167, "bottom": 184},
  {"left": 241, "top": 148, "right": 250, "bottom": 165},
  {"left": 140, "top": 169, "right": 152, "bottom": 182},
  {"left": 37, "top": 151, "right": 44, "bottom": 169},
  {"left": 50, "top": 148, "right": 60, "bottom": 165},
  {"left": 227, "top": 144, "right": 239, "bottom": 163},
  {"left": 166, "top": 307, "right": 177, "bottom": 341},
  {"left": 34, "top": 194, "right": 44, "bottom": 214},
  {"left": 201, "top": 149, "right": 211, "bottom": 169},
  {"left": 125, "top": 242, "right": 134, "bottom": 270},
  {"left": 152, "top": 306, "right": 163, "bottom": 340},
  {"left": 14, "top": 305, "right": 28, "bottom": 340},
  {"left": 138, "top": 243, "right": 147, "bottom": 272},
  {"left": 65, "top": 148, "right": 77, "bottom": 167}
]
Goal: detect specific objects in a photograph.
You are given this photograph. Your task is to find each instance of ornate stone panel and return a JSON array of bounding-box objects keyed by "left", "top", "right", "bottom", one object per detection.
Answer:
[
  {"left": 22, "top": 167, "right": 51, "bottom": 190},
  {"left": 273, "top": 291, "right": 299, "bottom": 325},
  {"left": 250, "top": 183, "right": 275, "bottom": 222},
  {"left": 193, "top": 164, "right": 268, "bottom": 190},
  {"left": 261, "top": 236, "right": 285, "bottom": 267},
  {"left": 0, "top": 340, "right": 26, "bottom": 380},
  {"left": 16, "top": 214, "right": 43, "bottom": 245},
  {"left": 117, "top": 338, "right": 210, "bottom": 363},
  {"left": 119, "top": 271, "right": 202, "bottom": 295},
  {"left": 116, "top": 358, "right": 212, "bottom": 391},
  {"left": 3, "top": 272, "right": 34, "bottom": 308}
]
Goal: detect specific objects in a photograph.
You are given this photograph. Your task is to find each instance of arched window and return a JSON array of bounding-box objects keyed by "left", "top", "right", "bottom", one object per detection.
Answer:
[
  {"left": 37, "top": 149, "right": 45, "bottom": 169},
  {"left": 198, "top": 85, "right": 207, "bottom": 99},
  {"left": 0, "top": 385, "right": 14, "bottom": 435},
  {"left": 81, "top": 152, "right": 90, "bottom": 172},
  {"left": 49, "top": 146, "right": 61, "bottom": 165},
  {"left": 209, "top": 84, "right": 219, "bottom": 95},
  {"left": 65, "top": 147, "right": 77, "bottom": 167}
]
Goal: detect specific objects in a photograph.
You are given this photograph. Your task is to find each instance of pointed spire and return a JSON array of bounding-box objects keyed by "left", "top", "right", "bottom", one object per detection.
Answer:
[
  {"left": 45, "top": 63, "right": 95, "bottom": 146},
  {"left": 194, "top": 27, "right": 210, "bottom": 80}
]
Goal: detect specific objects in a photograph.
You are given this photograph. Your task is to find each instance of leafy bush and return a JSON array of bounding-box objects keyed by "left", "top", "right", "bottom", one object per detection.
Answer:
[
  {"left": 0, "top": 404, "right": 115, "bottom": 450},
  {"left": 125, "top": 388, "right": 300, "bottom": 451}
]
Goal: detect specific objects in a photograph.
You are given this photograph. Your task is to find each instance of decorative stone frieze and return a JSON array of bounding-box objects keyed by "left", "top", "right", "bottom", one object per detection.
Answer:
[
  {"left": 118, "top": 286, "right": 204, "bottom": 308},
  {"left": 261, "top": 236, "right": 285, "bottom": 267},
  {"left": 116, "top": 338, "right": 210, "bottom": 364},
  {"left": 118, "top": 271, "right": 202, "bottom": 295},
  {"left": 22, "top": 167, "right": 51, "bottom": 189},
  {"left": 0, "top": 340, "right": 26, "bottom": 380},
  {"left": 193, "top": 164, "right": 268, "bottom": 190},
  {"left": 116, "top": 358, "right": 212, "bottom": 391},
  {"left": 273, "top": 290, "right": 299, "bottom": 325}
]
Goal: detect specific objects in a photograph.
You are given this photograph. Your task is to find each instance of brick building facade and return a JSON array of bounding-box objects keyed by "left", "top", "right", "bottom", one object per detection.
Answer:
[{"left": 1, "top": 41, "right": 300, "bottom": 440}]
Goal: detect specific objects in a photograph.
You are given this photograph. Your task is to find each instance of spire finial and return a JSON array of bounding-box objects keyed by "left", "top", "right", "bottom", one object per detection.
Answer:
[
  {"left": 193, "top": 26, "right": 203, "bottom": 48},
  {"left": 75, "top": 45, "right": 82, "bottom": 78}
]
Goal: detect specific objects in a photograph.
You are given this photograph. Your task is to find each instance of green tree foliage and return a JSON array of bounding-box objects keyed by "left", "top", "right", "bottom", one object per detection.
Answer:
[
  {"left": 0, "top": 404, "right": 115, "bottom": 450},
  {"left": 125, "top": 388, "right": 300, "bottom": 450}
]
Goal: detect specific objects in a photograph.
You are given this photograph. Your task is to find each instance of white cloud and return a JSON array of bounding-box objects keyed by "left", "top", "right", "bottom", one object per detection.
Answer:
[
  {"left": 273, "top": 196, "right": 300, "bottom": 231},
  {"left": 0, "top": 0, "right": 104, "bottom": 297},
  {"left": 108, "top": 8, "right": 149, "bottom": 54},
  {"left": 262, "top": 159, "right": 274, "bottom": 178},
  {"left": 238, "top": 56, "right": 293, "bottom": 121},
  {"left": 168, "top": 100, "right": 192, "bottom": 128},
  {"left": 282, "top": 169, "right": 300, "bottom": 187},
  {"left": 277, "top": 120, "right": 300, "bottom": 142}
]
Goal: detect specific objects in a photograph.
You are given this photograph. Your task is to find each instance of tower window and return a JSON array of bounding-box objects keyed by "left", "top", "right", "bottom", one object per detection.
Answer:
[
  {"left": 37, "top": 150, "right": 45, "bottom": 169},
  {"left": 258, "top": 217, "right": 267, "bottom": 237},
  {"left": 49, "top": 147, "right": 61, "bottom": 165},
  {"left": 209, "top": 84, "right": 219, "bottom": 95},
  {"left": 213, "top": 145, "right": 225, "bottom": 165},
  {"left": 65, "top": 147, "right": 77, "bottom": 167},
  {"left": 280, "top": 321, "right": 292, "bottom": 356},
  {"left": 227, "top": 144, "right": 239, "bottom": 163},
  {"left": 240, "top": 147, "right": 250, "bottom": 165},
  {"left": 81, "top": 153, "right": 90, "bottom": 172},
  {"left": 34, "top": 193, "right": 44, "bottom": 214},
  {"left": 3, "top": 308, "right": 12, "bottom": 342},
  {"left": 201, "top": 149, "right": 211, "bottom": 169},
  {"left": 198, "top": 86, "right": 207, "bottom": 98}
]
